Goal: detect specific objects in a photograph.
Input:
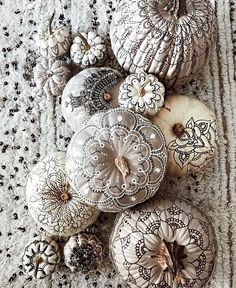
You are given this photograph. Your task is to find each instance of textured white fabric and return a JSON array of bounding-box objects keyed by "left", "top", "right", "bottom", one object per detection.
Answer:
[{"left": 0, "top": 0, "right": 235, "bottom": 287}]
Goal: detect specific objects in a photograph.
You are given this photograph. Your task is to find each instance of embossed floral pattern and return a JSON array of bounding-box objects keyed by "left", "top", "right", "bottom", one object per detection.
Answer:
[
  {"left": 168, "top": 118, "right": 217, "bottom": 172},
  {"left": 26, "top": 152, "right": 100, "bottom": 236},
  {"left": 118, "top": 71, "right": 165, "bottom": 115},
  {"left": 110, "top": 198, "right": 216, "bottom": 288},
  {"left": 66, "top": 108, "right": 167, "bottom": 212}
]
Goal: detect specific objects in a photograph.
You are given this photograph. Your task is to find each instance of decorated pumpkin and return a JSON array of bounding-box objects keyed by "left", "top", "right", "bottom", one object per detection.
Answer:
[
  {"left": 150, "top": 95, "right": 217, "bottom": 177},
  {"left": 22, "top": 236, "right": 60, "bottom": 279},
  {"left": 61, "top": 67, "right": 123, "bottom": 131},
  {"left": 26, "top": 152, "right": 100, "bottom": 236},
  {"left": 110, "top": 0, "right": 217, "bottom": 88},
  {"left": 70, "top": 31, "right": 106, "bottom": 68},
  {"left": 34, "top": 57, "right": 71, "bottom": 96},
  {"left": 64, "top": 233, "right": 104, "bottom": 273},
  {"left": 118, "top": 71, "right": 165, "bottom": 115},
  {"left": 36, "top": 13, "right": 71, "bottom": 58},
  {"left": 66, "top": 108, "right": 167, "bottom": 212},
  {"left": 110, "top": 197, "right": 216, "bottom": 288}
]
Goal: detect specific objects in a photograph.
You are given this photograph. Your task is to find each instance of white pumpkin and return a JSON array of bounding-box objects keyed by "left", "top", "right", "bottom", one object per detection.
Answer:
[
  {"left": 66, "top": 108, "right": 168, "bottom": 212},
  {"left": 110, "top": 0, "right": 217, "bottom": 88},
  {"left": 70, "top": 31, "right": 106, "bottom": 68},
  {"left": 61, "top": 67, "right": 124, "bottom": 132},
  {"left": 26, "top": 152, "right": 100, "bottom": 236},
  {"left": 64, "top": 233, "right": 104, "bottom": 273},
  {"left": 110, "top": 197, "right": 216, "bottom": 288},
  {"left": 118, "top": 71, "right": 165, "bottom": 115},
  {"left": 22, "top": 236, "right": 60, "bottom": 279},
  {"left": 34, "top": 57, "right": 71, "bottom": 96},
  {"left": 150, "top": 95, "right": 217, "bottom": 177},
  {"left": 36, "top": 13, "right": 71, "bottom": 58}
]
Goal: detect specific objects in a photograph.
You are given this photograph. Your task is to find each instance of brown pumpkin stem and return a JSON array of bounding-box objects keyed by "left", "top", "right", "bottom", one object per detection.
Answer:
[
  {"left": 164, "top": 0, "right": 187, "bottom": 19},
  {"left": 151, "top": 240, "right": 187, "bottom": 281},
  {"left": 114, "top": 157, "right": 130, "bottom": 178},
  {"left": 48, "top": 12, "right": 55, "bottom": 35},
  {"left": 138, "top": 79, "right": 150, "bottom": 97},
  {"left": 173, "top": 123, "right": 185, "bottom": 136},
  {"left": 61, "top": 192, "right": 71, "bottom": 201},
  {"left": 77, "top": 31, "right": 90, "bottom": 50},
  {"left": 104, "top": 92, "right": 112, "bottom": 101}
]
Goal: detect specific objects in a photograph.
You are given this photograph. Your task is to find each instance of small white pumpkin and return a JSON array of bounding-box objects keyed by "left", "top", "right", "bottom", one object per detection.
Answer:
[
  {"left": 36, "top": 13, "right": 71, "bottom": 58},
  {"left": 110, "top": 0, "right": 217, "bottom": 88},
  {"left": 34, "top": 57, "right": 71, "bottom": 96},
  {"left": 22, "top": 236, "right": 60, "bottom": 279},
  {"left": 64, "top": 233, "right": 104, "bottom": 273},
  {"left": 110, "top": 197, "right": 216, "bottom": 288},
  {"left": 70, "top": 31, "right": 106, "bottom": 68},
  {"left": 62, "top": 67, "right": 124, "bottom": 132},
  {"left": 26, "top": 152, "right": 100, "bottom": 236},
  {"left": 66, "top": 108, "right": 168, "bottom": 212},
  {"left": 150, "top": 95, "right": 217, "bottom": 177},
  {"left": 118, "top": 71, "right": 165, "bottom": 115}
]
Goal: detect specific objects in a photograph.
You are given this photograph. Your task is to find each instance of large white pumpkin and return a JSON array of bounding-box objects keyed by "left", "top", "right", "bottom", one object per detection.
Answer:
[
  {"left": 110, "top": 197, "right": 216, "bottom": 288},
  {"left": 26, "top": 152, "right": 100, "bottom": 236},
  {"left": 61, "top": 67, "right": 124, "bottom": 132},
  {"left": 150, "top": 95, "right": 217, "bottom": 177},
  {"left": 66, "top": 108, "right": 168, "bottom": 212},
  {"left": 110, "top": 0, "right": 217, "bottom": 88}
]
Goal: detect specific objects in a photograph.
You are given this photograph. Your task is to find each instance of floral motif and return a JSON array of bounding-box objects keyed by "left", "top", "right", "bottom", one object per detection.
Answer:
[
  {"left": 110, "top": 0, "right": 217, "bottom": 88},
  {"left": 34, "top": 58, "right": 71, "bottom": 96},
  {"left": 64, "top": 233, "right": 104, "bottom": 273},
  {"left": 22, "top": 236, "right": 60, "bottom": 279},
  {"left": 71, "top": 31, "right": 106, "bottom": 68},
  {"left": 66, "top": 69, "right": 122, "bottom": 115},
  {"left": 168, "top": 118, "right": 217, "bottom": 172},
  {"left": 66, "top": 108, "right": 167, "bottom": 212},
  {"left": 36, "top": 13, "right": 71, "bottom": 58},
  {"left": 118, "top": 71, "right": 165, "bottom": 115},
  {"left": 26, "top": 152, "right": 100, "bottom": 236},
  {"left": 110, "top": 198, "right": 216, "bottom": 288}
]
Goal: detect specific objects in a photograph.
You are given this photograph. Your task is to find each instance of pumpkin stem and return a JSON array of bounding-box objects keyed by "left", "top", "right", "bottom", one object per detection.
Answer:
[
  {"left": 34, "top": 257, "right": 43, "bottom": 278},
  {"left": 103, "top": 92, "right": 112, "bottom": 101},
  {"left": 114, "top": 157, "right": 130, "bottom": 178},
  {"left": 61, "top": 192, "right": 71, "bottom": 201},
  {"left": 77, "top": 31, "right": 90, "bottom": 50},
  {"left": 173, "top": 123, "right": 185, "bottom": 136},
  {"left": 48, "top": 12, "right": 55, "bottom": 35},
  {"left": 152, "top": 240, "right": 187, "bottom": 281},
  {"left": 138, "top": 79, "right": 150, "bottom": 97},
  {"left": 164, "top": 0, "right": 187, "bottom": 19}
]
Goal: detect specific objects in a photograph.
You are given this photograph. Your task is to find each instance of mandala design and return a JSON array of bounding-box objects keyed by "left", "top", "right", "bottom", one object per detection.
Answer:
[
  {"left": 66, "top": 108, "right": 167, "bottom": 212},
  {"left": 168, "top": 118, "right": 217, "bottom": 172},
  {"left": 64, "top": 233, "right": 104, "bottom": 273},
  {"left": 110, "top": 0, "right": 217, "bottom": 88},
  {"left": 26, "top": 152, "right": 100, "bottom": 236},
  {"left": 67, "top": 69, "right": 122, "bottom": 115},
  {"left": 22, "top": 236, "right": 60, "bottom": 279},
  {"left": 62, "top": 67, "right": 122, "bottom": 132},
  {"left": 110, "top": 198, "right": 216, "bottom": 288},
  {"left": 118, "top": 71, "right": 165, "bottom": 115}
]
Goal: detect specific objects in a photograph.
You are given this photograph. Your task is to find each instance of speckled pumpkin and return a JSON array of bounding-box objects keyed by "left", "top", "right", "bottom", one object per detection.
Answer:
[
  {"left": 150, "top": 95, "right": 217, "bottom": 177},
  {"left": 110, "top": 197, "right": 216, "bottom": 288},
  {"left": 110, "top": 0, "right": 217, "bottom": 88},
  {"left": 26, "top": 152, "right": 100, "bottom": 236},
  {"left": 66, "top": 108, "right": 167, "bottom": 212},
  {"left": 61, "top": 67, "right": 124, "bottom": 132}
]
